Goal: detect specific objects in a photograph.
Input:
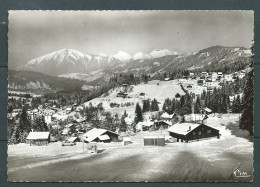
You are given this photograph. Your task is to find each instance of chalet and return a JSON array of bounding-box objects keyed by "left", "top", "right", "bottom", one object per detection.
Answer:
[
  {"left": 219, "top": 80, "right": 226, "bottom": 86},
  {"left": 83, "top": 128, "right": 119, "bottom": 143},
  {"left": 168, "top": 123, "right": 219, "bottom": 143},
  {"left": 161, "top": 112, "right": 174, "bottom": 120},
  {"left": 187, "top": 84, "right": 193, "bottom": 89},
  {"left": 26, "top": 131, "right": 50, "bottom": 146},
  {"left": 44, "top": 115, "right": 52, "bottom": 124},
  {"left": 197, "top": 79, "right": 204, "bottom": 86},
  {"left": 201, "top": 72, "right": 208, "bottom": 77},
  {"left": 207, "top": 86, "right": 213, "bottom": 91},
  {"left": 67, "top": 136, "right": 81, "bottom": 143},
  {"left": 206, "top": 78, "right": 212, "bottom": 82},
  {"left": 136, "top": 120, "right": 154, "bottom": 131},
  {"left": 61, "top": 128, "right": 69, "bottom": 136},
  {"left": 203, "top": 107, "right": 213, "bottom": 114},
  {"left": 154, "top": 120, "right": 172, "bottom": 130},
  {"left": 117, "top": 92, "right": 128, "bottom": 98},
  {"left": 217, "top": 72, "right": 223, "bottom": 78},
  {"left": 65, "top": 107, "right": 72, "bottom": 114}
]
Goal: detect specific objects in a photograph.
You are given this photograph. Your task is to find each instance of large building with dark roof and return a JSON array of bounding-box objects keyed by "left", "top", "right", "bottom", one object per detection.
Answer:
[{"left": 168, "top": 122, "right": 219, "bottom": 143}]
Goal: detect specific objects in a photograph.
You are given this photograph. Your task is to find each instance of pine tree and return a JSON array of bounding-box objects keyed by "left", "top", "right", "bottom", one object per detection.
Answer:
[
  {"left": 20, "top": 108, "right": 31, "bottom": 133},
  {"left": 135, "top": 103, "right": 143, "bottom": 123},
  {"left": 232, "top": 95, "right": 241, "bottom": 113},
  {"left": 240, "top": 65, "right": 253, "bottom": 135},
  {"left": 151, "top": 99, "right": 159, "bottom": 111},
  {"left": 142, "top": 100, "right": 150, "bottom": 112},
  {"left": 123, "top": 110, "right": 128, "bottom": 117}
]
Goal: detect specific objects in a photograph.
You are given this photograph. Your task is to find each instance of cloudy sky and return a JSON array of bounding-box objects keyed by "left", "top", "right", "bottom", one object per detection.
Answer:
[{"left": 8, "top": 10, "right": 254, "bottom": 70}]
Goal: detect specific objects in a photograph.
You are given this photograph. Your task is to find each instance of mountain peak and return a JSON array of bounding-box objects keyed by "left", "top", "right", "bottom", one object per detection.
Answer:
[
  {"left": 149, "top": 49, "right": 178, "bottom": 58},
  {"left": 113, "top": 51, "right": 132, "bottom": 62},
  {"left": 133, "top": 52, "right": 152, "bottom": 60}
]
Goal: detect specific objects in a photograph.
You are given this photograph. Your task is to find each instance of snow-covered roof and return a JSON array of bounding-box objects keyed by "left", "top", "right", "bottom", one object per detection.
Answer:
[
  {"left": 67, "top": 137, "right": 78, "bottom": 142},
  {"left": 124, "top": 117, "right": 134, "bottom": 124},
  {"left": 61, "top": 129, "right": 69, "bottom": 135},
  {"left": 83, "top": 128, "right": 118, "bottom": 142},
  {"left": 98, "top": 134, "right": 110, "bottom": 141},
  {"left": 203, "top": 107, "right": 212, "bottom": 113},
  {"left": 137, "top": 120, "right": 154, "bottom": 127},
  {"left": 168, "top": 123, "right": 201, "bottom": 135},
  {"left": 26, "top": 132, "right": 50, "bottom": 140},
  {"left": 161, "top": 112, "right": 174, "bottom": 119},
  {"left": 67, "top": 123, "right": 74, "bottom": 128},
  {"left": 155, "top": 120, "right": 172, "bottom": 126}
]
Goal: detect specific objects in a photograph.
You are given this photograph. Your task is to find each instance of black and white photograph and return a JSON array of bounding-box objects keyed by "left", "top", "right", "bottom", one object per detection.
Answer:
[{"left": 7, "top": 10, "right": 254, "bottom": 182}]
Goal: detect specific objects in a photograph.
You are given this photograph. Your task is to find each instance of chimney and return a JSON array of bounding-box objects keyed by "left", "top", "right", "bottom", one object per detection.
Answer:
[{"left": 189, "top": 126, "right": 191, "bottom": 131}]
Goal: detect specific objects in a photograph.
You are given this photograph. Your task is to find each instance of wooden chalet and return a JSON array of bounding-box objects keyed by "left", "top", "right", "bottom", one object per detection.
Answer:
[
  {"left": 83, "top": 128, "right": 119, "bottom": 143},
  {"left": 116, "top": 92, "right": 128, "bottom": 98},
  {"left": 203, "top": 107, "right": 213, "bottom": 114},
  {"left": 168, "top": 122, "right": 219, "bottom": 143},
  {"left": 154, "top": 120, "right": 172, "bottom": 130},
  {"left": 26, "top": 132, "right": 50, "bottom": 146}
]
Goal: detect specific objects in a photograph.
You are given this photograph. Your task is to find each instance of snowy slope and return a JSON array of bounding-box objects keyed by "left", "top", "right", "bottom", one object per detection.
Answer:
[{"left": 83, "top": 79, "right": 185, "bottom": 115}]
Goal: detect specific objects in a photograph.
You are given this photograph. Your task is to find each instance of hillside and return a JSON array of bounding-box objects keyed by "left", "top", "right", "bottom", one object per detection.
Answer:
[
  {"left": 112, "top": 46, "right": 252, "bottom": 76},
  {"left": 14, "top": 46, "right": 252, "bottom": 90},
  {"left": 8, "top": 70, "right": 86, "bottom": 94},
  {"left": 83, "top": 80, "right": 185, "bottom": 116}
]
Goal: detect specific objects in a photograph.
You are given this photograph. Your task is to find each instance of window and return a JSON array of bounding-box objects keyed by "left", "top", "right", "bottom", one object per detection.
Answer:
[
  {"left": 198, "top": 131, "right": 201, "bottom": 135},
  {"left": 207, "top": 130, "right": 211, "bottom": 134},
  {"left": 193, "top": 132, "right": 196, "bottom": 135}
]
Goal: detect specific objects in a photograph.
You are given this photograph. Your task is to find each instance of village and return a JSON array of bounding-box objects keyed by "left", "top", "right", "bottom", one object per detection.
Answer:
[
  {"left": 7, "top": 67, "right": 254, "bottom": 181},
  {"left": 7, "top": 69, "right": 248, "bottom": 145}
]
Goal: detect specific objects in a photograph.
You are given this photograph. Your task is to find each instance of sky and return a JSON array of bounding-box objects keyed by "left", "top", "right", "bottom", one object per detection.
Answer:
[{"left": 8, "top": 10, "right": 254, "bottom": 70}]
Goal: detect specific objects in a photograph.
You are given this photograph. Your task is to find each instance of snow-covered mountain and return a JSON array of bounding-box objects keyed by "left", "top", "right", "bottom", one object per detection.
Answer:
[
  {"left": 18, "top": 48, "right": 122, "bottom": 76},
  {"left": 149, "top": 49, "right": 178, "bottom": 58},
  {"left": 113, "top": 51, "right": 132, "bottom": 62},
  {"left": 112, "top": 46, "right": 252, "bottom": 77},
  {"left": 17, "top": 46, "right": 252, "bottom": 84},
  {"left": 133, "top": 52, "right": 151, "bottom": 60}
]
